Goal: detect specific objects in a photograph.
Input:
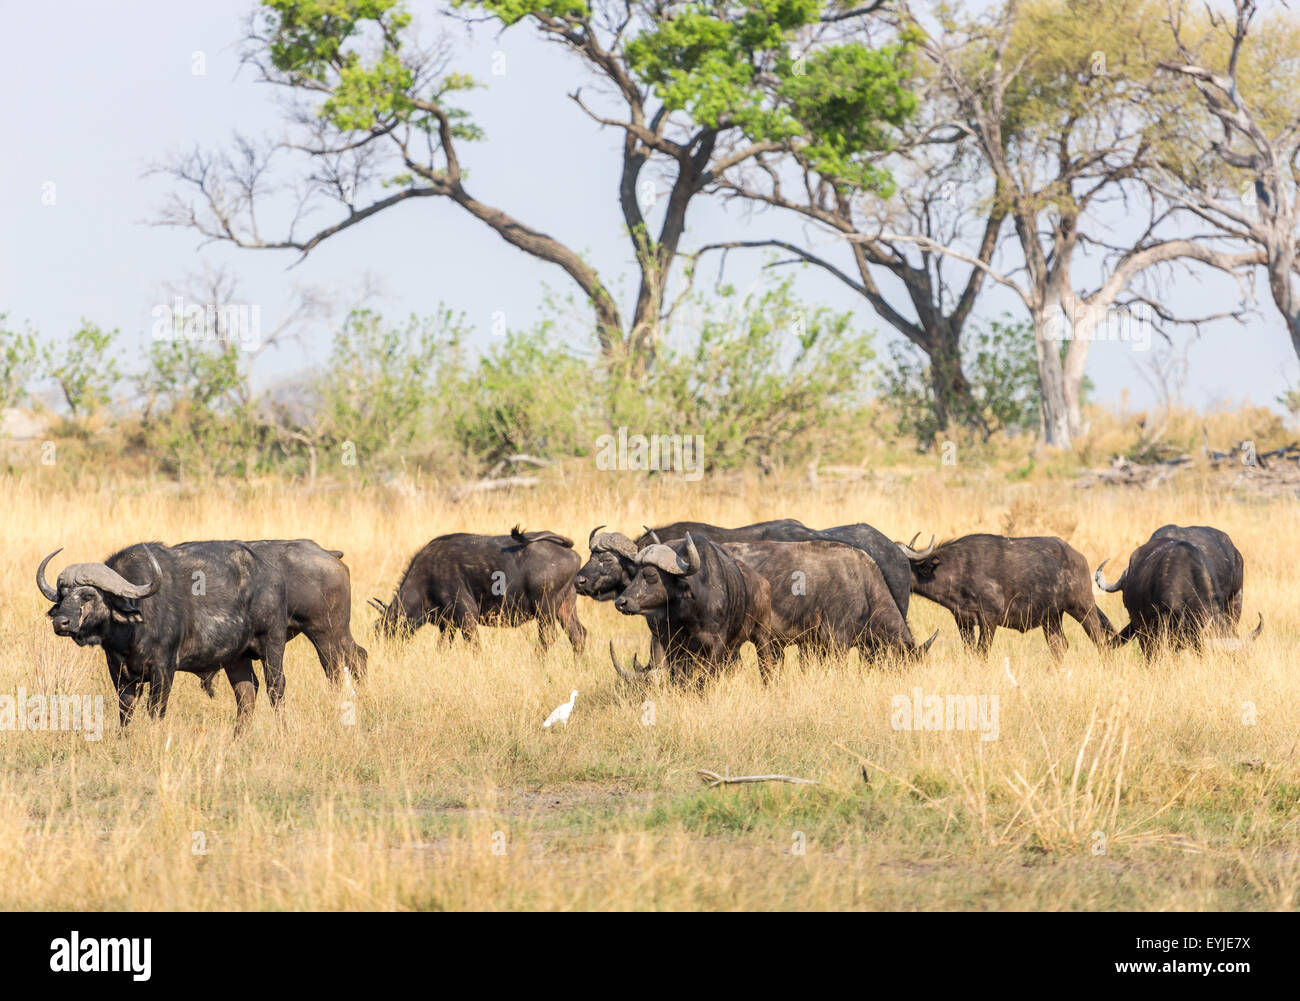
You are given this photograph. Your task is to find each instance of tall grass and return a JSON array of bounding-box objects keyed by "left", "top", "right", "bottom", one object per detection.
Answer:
[{"left": 0, "top": 464, "right": 1296, "bottom": 910}]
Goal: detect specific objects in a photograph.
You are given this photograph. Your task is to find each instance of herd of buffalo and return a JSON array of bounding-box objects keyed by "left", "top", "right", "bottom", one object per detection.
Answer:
[{"left": 34, "top": 519, "right": 1262, "bottom": 732}]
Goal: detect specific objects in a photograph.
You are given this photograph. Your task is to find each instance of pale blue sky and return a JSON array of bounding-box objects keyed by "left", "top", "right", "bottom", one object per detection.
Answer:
[{"left": 1, "top": 0, "right": 1295, "bottom": 416}]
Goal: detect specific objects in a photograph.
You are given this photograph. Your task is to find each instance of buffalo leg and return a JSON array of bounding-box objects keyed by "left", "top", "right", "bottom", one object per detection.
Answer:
[
  {"left": 226, "top": 658, "right": 258, "bottom": 736},
  {"left": 108, "top": 654, "right": 144, "bottom": 729},
  {"left": 557, "top": 593, "right": 587, "bottom": 654},
  {"left": 262, "top": 642, "right": 287, "bottom": 710},
  {"left": 307, "top": 633, "right": 342, "bottom": 684},
  {"left": 311, "top": 630, "right": 369, "bottom": 685},
  {"left": 146, "top": 661, "right": 174, "bottom": 719},
  {"left": 1042, "top": 616, "right": 1068, "bottom": 660},
  {"left": 955, "top": 614, "right": 978, "bottom": 650},
  {"left": 450, "top": 591, "right": 480, "bottom": 645},
  {"left": 344, "top": 637, "right": 369, "bottom": 682},
  {"left": 536, "top": 614, "right": 558, "bottom": 651},
  {"left": 1074, "top": 604, "right": 1115, "bottom": 650},
  {"left": 1228, "top": 589, "right": 1243, "bottom": 627},
  {"left": 975, "top": 620, "right": 997, "bottom": 657}
]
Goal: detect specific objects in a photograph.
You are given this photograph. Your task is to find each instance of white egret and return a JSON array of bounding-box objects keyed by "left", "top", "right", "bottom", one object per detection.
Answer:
[{"left": 543, "top": 690, "right": 578, "bottom": 729}]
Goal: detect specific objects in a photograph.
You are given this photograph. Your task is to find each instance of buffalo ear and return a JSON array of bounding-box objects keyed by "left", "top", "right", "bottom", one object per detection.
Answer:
[
  {"left": 914, "top": 557, "right": 939, "bottom": 581},
  {"left": 108, "top": 596, "right": 143, "bottom": 623}
]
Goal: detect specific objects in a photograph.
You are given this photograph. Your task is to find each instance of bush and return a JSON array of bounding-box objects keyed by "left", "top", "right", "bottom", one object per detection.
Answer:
[
  {"left": 609, "top": 275, "right": 875, "bottom": 471},
  {"left": 877, "top": 315, "right": 1043, "bottom": 446},
  {"left": 311, "top": 307, "right": 467, "bottom": 472}
]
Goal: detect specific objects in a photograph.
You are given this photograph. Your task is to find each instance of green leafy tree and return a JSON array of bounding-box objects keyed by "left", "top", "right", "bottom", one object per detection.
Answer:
[
  {"left": 445, "top": 324, "right": 593, "bottom": 465},
  {"left": 625, "top": 272, "right": 875, "bottom": 470},
  {"left": 157, "top": 0, "right": 915, "bottom": 372},
  {"left": 315, "top": 307, "right": 467, "bottom": 467},
  {"left": 0, "top": 313, "right": 42, "bottom": 409},
  {"left": 49, "top": 320, "right": 121, "bottom": 417}
]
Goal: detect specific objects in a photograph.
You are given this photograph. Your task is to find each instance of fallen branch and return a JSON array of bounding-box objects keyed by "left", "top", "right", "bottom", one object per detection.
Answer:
[
  {"left": 450, "top": 475, "right": 539, "bottom": 500},
  {"left": 486, "top": 453, "right": 553, "bottom": 477},
  {"left": 697, "top": 768, "right": 818, "bottom": 788}
]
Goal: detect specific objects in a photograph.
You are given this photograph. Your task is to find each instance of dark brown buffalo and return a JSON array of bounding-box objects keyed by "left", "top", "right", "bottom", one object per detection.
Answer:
[
  {"left": 373, "top": 526, "right": 585, "bottom": 651},
  {"left": 199, "top": 539, "right": 367, "bottom": 698},
  {"left": 898, "top": 534, "right": 1113, "bottom": 659},
  {"left": 1144, "top": 525, "right": 1243, "bottom": 624},
  {"left": 718, "top": 540, "right": 936, "bottom": 663},
  {"left": 610, "top": 533, "right": 775, "bottom": 686},
  {"left": 635, "top": 519, "right": 916, "bottom": 617},
  {"left": 1095, "top": 528, "right": 1260, "bottom": 657},
  {"left": 38, "top": 541, "right": 288, "bottom": 734}
]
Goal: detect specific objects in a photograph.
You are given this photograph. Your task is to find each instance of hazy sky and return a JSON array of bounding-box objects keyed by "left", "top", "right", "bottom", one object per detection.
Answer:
[{"left": 2, "top": 0, "right": 1295, "bottom": 416}]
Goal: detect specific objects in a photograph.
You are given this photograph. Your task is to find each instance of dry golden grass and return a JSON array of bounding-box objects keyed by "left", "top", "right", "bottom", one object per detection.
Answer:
[{"left": 1, "top": 462, "right": 1298, "bottom": 910}]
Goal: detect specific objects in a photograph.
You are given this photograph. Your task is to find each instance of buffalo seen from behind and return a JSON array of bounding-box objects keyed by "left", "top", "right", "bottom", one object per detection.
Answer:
[
  {"left": 38, "top": 541, "right": 287, "bottom": 734},
  {"left": 372, "top": 526, "right": 586, "bottom": 652},
  {"left": 1095, "top": 524, "right": 1260, "bottom": 657},
  {"left": 898, "top": 534, "right": 1115, "bottom": 659},
  {"left": 199, "top": 539, "right": 367, "bottom": 698}
]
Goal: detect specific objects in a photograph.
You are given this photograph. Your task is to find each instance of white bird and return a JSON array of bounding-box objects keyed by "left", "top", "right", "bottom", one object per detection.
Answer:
[{"left": 543, "top": 690, "right": 578, "bottom": 729}]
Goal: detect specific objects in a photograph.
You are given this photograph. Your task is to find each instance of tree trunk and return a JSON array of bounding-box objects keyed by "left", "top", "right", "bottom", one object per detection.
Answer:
[
  {"left": 926, "top": 326, "right": 976, "bottom": 433},
  {"left": 1032, "top": 302, "right": 1072, "bottom": 449},
  {"left": 1062, "top": 301, "right": 1094, "bottom": 441}
]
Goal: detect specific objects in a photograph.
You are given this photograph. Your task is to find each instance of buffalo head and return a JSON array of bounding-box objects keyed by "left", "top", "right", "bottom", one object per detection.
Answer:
[
  {"left": 37, "top": 547, "right": 161, "bottom": 646},
  {"left": 614, "top": 534, "right": 701, "bottom": 615},
  {"left": 575, "top": 526, "right": 639, "bottom": 600}
]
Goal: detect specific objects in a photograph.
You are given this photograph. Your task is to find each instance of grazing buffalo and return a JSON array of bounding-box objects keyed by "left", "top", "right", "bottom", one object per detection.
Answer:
[
  {"left": 37, "top": 542, "right": 288, "bottom": 733},
  {"left": 1148, "top": 525, "right": 1243, "bottom": 625},
  {"left": 373, "top": 526, "right": 586, "bottom": 652},
  {"left": 897, "top": 534, "right": 1114, "bottom": 659},
  {"left": 610, "top": 534, "right": 775, "bottom": 686},
  {"left": 715, "top": 540, "right": 935, "bottom": 663},
  {"left": 635, "top": 519, "right": 916, "bottom": 616},
  {"left": 1095, "top": 527, "right": 1260, "bottom": 657},
  {"left": 199, "top": 539, "right": 368, "bottom": 698}
]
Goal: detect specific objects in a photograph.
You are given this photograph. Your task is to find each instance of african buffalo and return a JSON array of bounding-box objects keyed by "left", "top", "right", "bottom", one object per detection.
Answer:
[
  {"left": 635, "top": 519, "right": 916, "bottom": 617},
  {"left": 198, "top": 539, "right": 368, "bottom": 698},
  {"left": 610, "top": 533, "right": 775, "bottom": 686},
  {"left": 37, "top": 541, "right": 288, "bottom": 733},
  {"left": 715, "top": 540, "right": 936, "bottom": 663},
  {"left": 373, "top": 526, "right": 586, "bottom": 651},
  {"left": 1095, "top": 526, "right": 1260, "bottom": 657},
  {"left": 1149, "top": 525, "right": 1243, "bottom": 625},
  {"left": 898, "top": 534, "right": 1114, "bottom": 659}
]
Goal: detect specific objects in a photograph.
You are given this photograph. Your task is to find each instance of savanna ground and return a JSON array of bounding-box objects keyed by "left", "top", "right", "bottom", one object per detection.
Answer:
[{"left": 1, "top": 460, "right": 1298, "bottom": 911}]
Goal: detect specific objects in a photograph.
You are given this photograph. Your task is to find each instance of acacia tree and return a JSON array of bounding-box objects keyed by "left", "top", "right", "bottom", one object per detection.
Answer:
[
  {"left": 685, "top": 12, "right": 1007, "bottom": 433},
  {"left": 908, "top": 0, "right": 1258, "bottom": 448},
  {"left": 1156, "top": 0, "right": 1300, "bottom": 363},
  {"left": 154, "top": 0, "right": 913, "bottom": 371}
]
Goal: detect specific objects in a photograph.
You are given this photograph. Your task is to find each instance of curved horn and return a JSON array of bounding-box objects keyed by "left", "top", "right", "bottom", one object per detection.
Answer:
[
  {"left": 588, "top": 525, "right": 605, "bottom": 549},
  {"left": 1094, "top": 559, "right": 1126, "bottom": 593},
  {"left": 679, "top": 533, "right": 701, "bottom": 576},
  {"left": 62, "top": 547, "right": 162, "bottom": 600},
  {"left": 36, "top": 548, "right": 63, "bottom": 601},
  {"left": 636, "top": 543, "right": 688, "bottom": 575},
  {"left": 920, "top": 629, "right": 939, "bottom": 654},
  {"left": 610, "top": 640, "right": 652, "bottom": 681},
  {"left": 368, "top": 597, "right": 387, "bottom": 612},
  {"left": 643, "top": 525, "right": 662, "bottom": 545},
  {"left": 1217, "top": 612, "right": 1264, "bottom": 650},
  {"left": 897, "top": 535, "right": 936, "bottom": 559},
  {"left": 591, "top": 531, "right": 638, "bottom": 559}
]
